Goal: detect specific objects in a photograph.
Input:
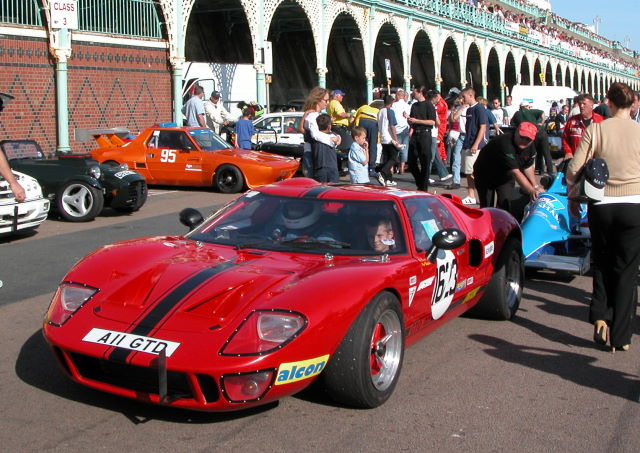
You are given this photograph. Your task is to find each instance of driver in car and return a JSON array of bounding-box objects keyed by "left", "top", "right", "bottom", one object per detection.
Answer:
[
  {"left": 271, "top": 200, "right": 342, "bottom": 243},
  {"left": 367, "top": 218, "right": 395, "bottom": 253}
]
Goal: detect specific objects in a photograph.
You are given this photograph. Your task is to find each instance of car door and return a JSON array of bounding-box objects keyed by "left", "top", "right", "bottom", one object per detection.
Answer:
[
  {"left": 145, "top": 129, "right": 201, "bottom": 185},
  {"left": 278, "top": 114, "right": 303, "bottom": 144},
  {"left": 403, "top": 197, "right": 467, "bottom": 325},
  {"left": 253, "top": 115, "right": 283, "bottom": 145}
]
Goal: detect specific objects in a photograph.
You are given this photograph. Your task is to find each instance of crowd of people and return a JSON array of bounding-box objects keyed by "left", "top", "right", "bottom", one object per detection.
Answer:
[{"left": 423, "top": 0, "right": 640, "bottom": 75}]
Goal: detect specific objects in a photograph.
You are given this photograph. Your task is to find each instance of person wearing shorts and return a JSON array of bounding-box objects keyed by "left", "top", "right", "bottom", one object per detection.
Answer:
[{"left": 459, "top": 87, "right": 489, "bottom": 205}]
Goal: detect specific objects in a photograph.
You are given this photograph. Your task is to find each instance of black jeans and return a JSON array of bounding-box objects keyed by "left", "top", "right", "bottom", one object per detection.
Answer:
[
  {"left": 534, "top": 128, "right": 555, "bottom": 174},
  {"left": 378, "top": 144, "right": 399, "bottom": 182},
  {"left": 475, "top": 178, "right": 514, "bottom": 210},
  {"left": 408, "top": 130, "right": 432, "bottom": 190},
  {"left": 588, "top": 202, "right": 640, "bottom": 347},
  {"left": 331, "top": 125, "right": 353, "bottom": 152}
]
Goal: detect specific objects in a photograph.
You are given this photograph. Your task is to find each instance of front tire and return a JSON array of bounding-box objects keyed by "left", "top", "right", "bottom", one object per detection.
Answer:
[
  {"left": 323, "top": 291, "right": 404, "bottom": 408},
  {"left": 468, "top": 237, "right": 523, "bottom": 320},
  {"left": 214, "top": 164, "right": 244, "bottom": 193},
  {"left": 56, "top": 181, "right": 104, "bottom": 222}
]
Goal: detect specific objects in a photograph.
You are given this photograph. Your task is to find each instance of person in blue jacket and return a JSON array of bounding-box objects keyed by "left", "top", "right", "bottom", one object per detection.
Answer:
[{"left": 234, "top": 108, "right": 256, "bottom": 149}]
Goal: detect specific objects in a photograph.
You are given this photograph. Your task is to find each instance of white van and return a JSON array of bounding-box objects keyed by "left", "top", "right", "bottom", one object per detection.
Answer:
[
  {"left": 509, "top": 85, "right": 578, "bottom": 114},
  {"left": 182, "top": 62, "right": 258, "bottom": 119}
]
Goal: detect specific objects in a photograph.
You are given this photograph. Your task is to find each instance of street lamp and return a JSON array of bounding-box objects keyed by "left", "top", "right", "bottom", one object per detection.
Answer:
[{"left": 593, "top": 15, "right": 601, "bottom": 35}]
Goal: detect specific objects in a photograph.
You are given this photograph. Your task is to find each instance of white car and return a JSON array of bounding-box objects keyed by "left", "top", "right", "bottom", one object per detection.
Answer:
[
  {"left": 252, "top": 111, "right": 303, "bottom": 148},
  {"left": 0, "top": 171, "right": 50, "bottom": 235}
]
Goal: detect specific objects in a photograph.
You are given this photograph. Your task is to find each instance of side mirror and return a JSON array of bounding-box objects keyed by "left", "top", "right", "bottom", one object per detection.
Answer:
[
  {"left": 426, "top": 228, "right": 466, "bottom": 263},
  {"left": 179, "top": 208, "right": 204, "bottom": 230}
]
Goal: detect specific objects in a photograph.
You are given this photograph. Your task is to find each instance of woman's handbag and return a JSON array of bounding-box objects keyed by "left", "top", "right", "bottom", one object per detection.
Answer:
[
  {"left": 567, "top": 158, "right": 609, "bottom": 203},
  {"left": 567, "top": 124, "right": 608, "bottom": 203}
]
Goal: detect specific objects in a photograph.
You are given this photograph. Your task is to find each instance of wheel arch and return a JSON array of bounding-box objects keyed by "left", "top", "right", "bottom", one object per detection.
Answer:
[{"left": 59, "top": 175, "right": 103, "bottom": 191}]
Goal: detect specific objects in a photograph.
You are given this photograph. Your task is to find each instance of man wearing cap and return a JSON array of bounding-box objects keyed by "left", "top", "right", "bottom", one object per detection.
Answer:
[
  {"left": 562, "top": 94, "right": 604, "bottom": 160},
  {"left": 204, "top": 90, "right": 235, "bottom": 135},
  {"left": 328, "top": 89, "right": 352, "bottom": 151},
  {"left": 512, "top": 100, "right": 554, "bottom": 175},
  {"left": 182, "top": 85, "right": 206, "bottom": 128},
  {"left": 473, "top": 122, "right": 544, "bottom": 211}
]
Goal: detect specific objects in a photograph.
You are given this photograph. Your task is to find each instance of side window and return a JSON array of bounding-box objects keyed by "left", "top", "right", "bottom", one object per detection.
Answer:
[
  {"left": 158, "top": 131, "right": 191, "bottom": 149},
  {"left": 147, "top": 131, "right": 159, "bottom": 149},
  {"left": 283, "top": 116, "right": 300, "bottom": 133},
  {"left": 263, "top": 116, "right": 283, "bottom": 133},
  {"left": 403, "top": 198, "right": 460, "bottom": 252}
]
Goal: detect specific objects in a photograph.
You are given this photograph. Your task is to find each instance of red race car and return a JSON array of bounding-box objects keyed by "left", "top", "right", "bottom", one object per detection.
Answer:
[
  {"left": 43, "top": 179, "right": 523, "bottom": 412},
  {"left": 84, "top": 124, "right": 299, "bottom": 193}
]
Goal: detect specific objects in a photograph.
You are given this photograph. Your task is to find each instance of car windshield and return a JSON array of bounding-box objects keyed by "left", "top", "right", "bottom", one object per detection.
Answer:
[
  {"left": 188, "top": 129, "right": 231, "bottom": 151},
  {"left": 186, "top": 192, "right": 406, "bottom": 256}
]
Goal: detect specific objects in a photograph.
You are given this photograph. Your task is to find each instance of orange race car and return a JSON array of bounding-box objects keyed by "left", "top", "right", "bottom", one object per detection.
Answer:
[{"left": 82, "top": 124, "right": 299, "bottom": 193}]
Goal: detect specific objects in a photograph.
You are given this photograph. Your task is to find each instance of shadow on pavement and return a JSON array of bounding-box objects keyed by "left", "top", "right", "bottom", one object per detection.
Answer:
[
  {"left": 15, "top": 329, "right": 277, "bottom": 423},
  {"left": 470, "top": 333, "right": 640, "bottom": 402}
]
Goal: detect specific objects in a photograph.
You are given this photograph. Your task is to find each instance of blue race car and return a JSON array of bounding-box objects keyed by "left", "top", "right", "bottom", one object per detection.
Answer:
[{"left": 521, "top": 170, "right": 591, "bottom": 274}]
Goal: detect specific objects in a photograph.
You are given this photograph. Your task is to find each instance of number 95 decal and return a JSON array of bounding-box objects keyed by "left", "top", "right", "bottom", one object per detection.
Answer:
[
  {"left": 431, "top": 250, "right": 457, "bottom": 320},
  {"left": 160, "top": 149, "right": 176, "bottom": 162}
]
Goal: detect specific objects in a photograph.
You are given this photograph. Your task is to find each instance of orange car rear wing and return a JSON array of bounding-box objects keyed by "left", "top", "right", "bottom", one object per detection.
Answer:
[{"left": 75, "top": 127, "right": 131, "bottom": 148}]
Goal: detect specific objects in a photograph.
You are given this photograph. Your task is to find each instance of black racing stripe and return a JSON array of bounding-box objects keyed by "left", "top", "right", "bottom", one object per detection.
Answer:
[
  {"left": 303, "top": 186, "right": 334, "bottom": 198},
  {"left": 108, "top": 261, "right": 235, "bottom": 362}
]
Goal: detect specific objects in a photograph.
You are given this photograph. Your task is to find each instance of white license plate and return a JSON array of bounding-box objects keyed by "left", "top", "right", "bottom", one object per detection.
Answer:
[{"left": 82, "top": 328, "right": 181, "bottom": 357}]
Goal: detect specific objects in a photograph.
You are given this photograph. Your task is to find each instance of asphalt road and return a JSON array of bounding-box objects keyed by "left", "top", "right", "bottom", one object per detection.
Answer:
[{"left": 1, "top": 179, "right": 639, "bottom": 453}]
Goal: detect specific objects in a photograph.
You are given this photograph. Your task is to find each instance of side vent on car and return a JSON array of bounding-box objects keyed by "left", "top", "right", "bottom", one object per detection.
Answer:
[{"left": 468, "top": 239, "right": 483, "bottom": 267}]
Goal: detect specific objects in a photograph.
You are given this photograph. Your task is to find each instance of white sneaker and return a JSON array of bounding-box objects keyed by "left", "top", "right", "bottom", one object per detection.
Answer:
[
  {"left": 386, "top": 180, "right": 397, "bottom": 187},
  {"left": 376, "top": 173, "right": 386, "bottom": 186},
  {"left": 440, "top": 174, "right": 452, "bottom": 182},
  {"left": 429, "top": 178, "right": 435, "bottom": 184},
  {"left": 461, "top": 196, "right": 477, "bottom": 205}
]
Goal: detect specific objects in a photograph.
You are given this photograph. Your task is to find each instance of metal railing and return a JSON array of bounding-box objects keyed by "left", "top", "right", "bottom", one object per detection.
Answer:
[
  {"left": 77, "top": 0, "right": 163, "bottom": 39},
  {"left": 497, "top": 0, "right": 546, "bottom": 18},
  {"left": 553, "top": 19, "right": 610, "bottom": 48},
  {"left": 0, "top": 0, "right": 43, "bottom": 26},
  {"left": 402, "top": 0, "right": 507, "bottom": 33}
]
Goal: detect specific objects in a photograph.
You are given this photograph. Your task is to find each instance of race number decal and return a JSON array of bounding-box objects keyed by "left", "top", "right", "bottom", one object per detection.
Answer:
[
  {"left": 431, "top": 250, "right": 457, "bottom": 320},
  {"left": 160, "top": 149, "right": 176, "bottom": 162}
]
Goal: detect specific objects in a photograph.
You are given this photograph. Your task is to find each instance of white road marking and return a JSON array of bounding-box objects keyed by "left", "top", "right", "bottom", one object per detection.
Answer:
[{"left": 148, "top": 190, "right": 179, "bottom": 196}]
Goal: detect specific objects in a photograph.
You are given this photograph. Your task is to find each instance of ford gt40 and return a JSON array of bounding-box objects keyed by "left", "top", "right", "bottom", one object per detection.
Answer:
[{"left": 43, "top": 178, "right": 523, "bottom": 412}]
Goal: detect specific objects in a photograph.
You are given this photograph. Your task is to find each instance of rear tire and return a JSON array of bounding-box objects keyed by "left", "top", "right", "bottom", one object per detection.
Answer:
[
  {"left": 56, "top": 181, "right": 104, "bottom": 222},
  {"left": 323, "top": 291, "right": 404, "bottom": 408},
  {"left": 214, "top": 164, "right": 244, "bottom": 193},
  {"left": 468, "top": 237, "right": 523, "bottom": 320}
]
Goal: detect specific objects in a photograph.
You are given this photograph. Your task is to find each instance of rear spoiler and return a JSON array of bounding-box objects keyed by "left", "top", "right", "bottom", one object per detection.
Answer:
[{"left": 75, "top": 127, "right": 131, "bottom": 148}]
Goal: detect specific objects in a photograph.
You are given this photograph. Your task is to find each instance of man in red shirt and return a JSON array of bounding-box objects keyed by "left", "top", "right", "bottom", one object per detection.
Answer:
[
  {"left": 562, "top": 94, "right": 604, "bottom": 159},
  {"left": 434, "top": 90, "right": 449, "bottom": 162}
]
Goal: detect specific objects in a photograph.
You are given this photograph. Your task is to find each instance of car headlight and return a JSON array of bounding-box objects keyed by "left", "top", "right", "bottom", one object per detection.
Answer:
[
  {"left": 220, "top": 310, "right": 307, "bottom": 356},
  {"left": 88, "top": 165, "right": 101, "bottom": 180},
  {"left": 45, "top": 283, "right": 98, "bottom": 326},
  {"left": 118, "top": 163, "right": 129, "bottom": 170}
]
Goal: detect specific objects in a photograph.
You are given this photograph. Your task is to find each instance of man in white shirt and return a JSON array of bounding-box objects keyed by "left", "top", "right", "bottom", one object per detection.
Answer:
[
  {"left": 503, "top": 95, "right": 517, "bottom": 125},
  {"left": 490, "top": 97, "right": 509, "bottom": 126},
  {"left": 391, "top": 89, "right": 411, "bottom": 173},
  {"left": 376, "top": 94, "right": 399, "bottom": 186},
  {"left": 204, "top": 90, "right": 235, "bottom": 134}
]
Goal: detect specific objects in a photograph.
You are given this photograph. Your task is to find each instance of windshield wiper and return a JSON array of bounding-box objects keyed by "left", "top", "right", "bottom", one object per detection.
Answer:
[
  {"left": 234, "top": 239, "right": 272, "bottom": 250},
  {"left": 279, "top": 238, "right": 351, "bottom": 249}
]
